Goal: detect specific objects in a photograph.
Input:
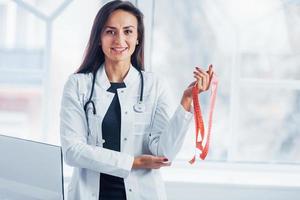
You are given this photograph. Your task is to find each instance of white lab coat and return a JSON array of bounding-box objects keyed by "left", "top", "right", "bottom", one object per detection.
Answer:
[{"left": 60, "top": 64, "right": 193, "bottom": 200}]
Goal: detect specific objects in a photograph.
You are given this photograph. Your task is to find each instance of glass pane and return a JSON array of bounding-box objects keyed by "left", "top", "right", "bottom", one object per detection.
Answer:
[
  {"left": 236, "top": 87, "right": 300, "bottom": 163},
  {"left": 1, "top": 1, "right": 46, "bottom": 49},
  {"left": 0, "top": 91, "right": 42, "bottom": 140},
  {"left": 22, "top": 0, "right": 67, "bottom": 16},
  {"left": 0, "top": 1, "right": 45, "bottom": 141},
  {"left": 237, "top": 1, "right": 300, "bottom": 80},
  {"left": 240, "top": 53, "right": 300, "bottom": 80},
  {"left": 0, "top": 4, "right": 6, "bottom": 46},
  {"left": 152, "top": 0, "right": 232, "bottom": 161}
]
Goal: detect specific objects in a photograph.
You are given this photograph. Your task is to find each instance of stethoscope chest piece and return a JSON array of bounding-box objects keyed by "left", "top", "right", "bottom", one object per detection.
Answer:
[{"left": 133, "top": 101, "right": 145, "bottom": 113}]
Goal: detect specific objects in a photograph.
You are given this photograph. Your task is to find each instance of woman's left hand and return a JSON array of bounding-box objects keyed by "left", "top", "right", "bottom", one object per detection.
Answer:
[{"left": 180, "top": 64, "right": 214, "bottom": 111}]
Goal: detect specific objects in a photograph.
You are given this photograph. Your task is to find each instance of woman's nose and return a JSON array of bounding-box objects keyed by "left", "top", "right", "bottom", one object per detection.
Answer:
[{"left": 114, "top": 32, "right": 125, "bottom": 44}]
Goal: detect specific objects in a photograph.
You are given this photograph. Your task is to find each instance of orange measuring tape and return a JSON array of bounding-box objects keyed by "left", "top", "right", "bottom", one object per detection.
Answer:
[{"left": 189, "top": 73, "right": 218, "bottom": 164}]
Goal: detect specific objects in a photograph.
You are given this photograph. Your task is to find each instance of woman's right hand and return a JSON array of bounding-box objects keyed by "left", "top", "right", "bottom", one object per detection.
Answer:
[{"left": 132, "top": 155, "right": 171, "bottom": 169}]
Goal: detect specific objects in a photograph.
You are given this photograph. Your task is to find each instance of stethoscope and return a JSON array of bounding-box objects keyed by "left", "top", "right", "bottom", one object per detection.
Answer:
[{"left": 83, "top": 67, "right": 145, "bottom": 124}]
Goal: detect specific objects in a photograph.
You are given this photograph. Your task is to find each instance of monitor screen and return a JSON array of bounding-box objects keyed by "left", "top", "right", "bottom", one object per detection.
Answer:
[{"left": 0, "top": 135, "right": 64, "bottom": 200}]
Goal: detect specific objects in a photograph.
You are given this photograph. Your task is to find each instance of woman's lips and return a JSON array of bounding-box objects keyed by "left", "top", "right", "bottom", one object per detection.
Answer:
[{"left": 111, "top": 47, "right": 128, "bottom": 53}]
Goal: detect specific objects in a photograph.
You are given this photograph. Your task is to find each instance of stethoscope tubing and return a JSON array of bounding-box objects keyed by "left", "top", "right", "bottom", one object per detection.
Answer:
[{"left": 83, "top": 67, "right": 144, "bottom": 136}]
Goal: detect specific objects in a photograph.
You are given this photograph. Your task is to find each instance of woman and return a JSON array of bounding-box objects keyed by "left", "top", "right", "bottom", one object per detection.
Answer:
[{"left": 60, "top": 1, "right": 213, "bottom": 200}]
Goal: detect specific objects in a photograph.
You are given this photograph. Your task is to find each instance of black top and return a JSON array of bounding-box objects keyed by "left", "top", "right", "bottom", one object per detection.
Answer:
[{"left": 99, "top": 82, "right": 127, "bottom": 200}]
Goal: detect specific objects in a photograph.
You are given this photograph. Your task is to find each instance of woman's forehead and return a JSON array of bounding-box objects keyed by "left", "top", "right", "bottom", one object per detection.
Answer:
[{"left": 105, "top": 9, "right": 138, "bottom": 28}]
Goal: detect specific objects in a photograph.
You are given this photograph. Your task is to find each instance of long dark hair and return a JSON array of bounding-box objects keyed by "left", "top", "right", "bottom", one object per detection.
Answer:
[{"left": 76, "top": 0, "right": 144, "bottom": 74}]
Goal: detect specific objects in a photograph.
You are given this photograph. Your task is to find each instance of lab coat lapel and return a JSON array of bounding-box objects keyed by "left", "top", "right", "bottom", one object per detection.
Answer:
[
  {"left": 118, "top": 66, "right": 140, "bottom": 152},
  {"left": 90, "top": 66, "right": 114, "bottom": 146},
  {"left": 93, "top": 66, "right": 115, "bottom": 117}
]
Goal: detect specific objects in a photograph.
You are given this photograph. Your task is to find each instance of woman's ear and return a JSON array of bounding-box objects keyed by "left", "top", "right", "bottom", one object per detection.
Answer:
[{"left": 136, "top": 40, "right": 139, "bottom": 45}]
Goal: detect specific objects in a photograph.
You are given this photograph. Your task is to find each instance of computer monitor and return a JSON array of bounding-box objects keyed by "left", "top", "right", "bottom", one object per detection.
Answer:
[{"left": 0, "top": 134, "right": 64, "bottom": 200}]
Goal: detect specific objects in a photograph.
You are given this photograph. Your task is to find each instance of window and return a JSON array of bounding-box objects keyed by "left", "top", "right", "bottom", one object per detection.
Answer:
[
  {"left": 151, "top": 0, "right": 300, "bottom": 165},
  {"left": 0, "top": 1, "right": 45, "bottom": 141}
]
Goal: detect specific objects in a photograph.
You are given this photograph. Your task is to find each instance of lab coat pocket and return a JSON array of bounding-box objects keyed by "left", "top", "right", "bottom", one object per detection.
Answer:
[
  {"left": 133, "top": 112, "right": 152, "bottom": 135},
  {"left": 87, "top": 114, "right": 101, "bottom": 145},
  {"left": 132, "top": 94, "right": 153, "bottom": 135},
  {"left": 134, "top": 123, "right": 151, "bottom": 135}
]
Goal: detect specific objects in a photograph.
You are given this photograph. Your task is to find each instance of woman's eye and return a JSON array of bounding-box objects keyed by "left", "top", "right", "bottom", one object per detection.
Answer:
[
  {"left": 106, "top": 30, "right": 115, "bottom": 35},
  {"left": 124, "top": 30, "right": 133, "bottom": 35}
]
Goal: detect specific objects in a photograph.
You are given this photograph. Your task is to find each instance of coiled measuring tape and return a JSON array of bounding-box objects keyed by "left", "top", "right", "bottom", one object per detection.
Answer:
[{"left": 189, "top": 73, "right": 218, "bottom": 164}]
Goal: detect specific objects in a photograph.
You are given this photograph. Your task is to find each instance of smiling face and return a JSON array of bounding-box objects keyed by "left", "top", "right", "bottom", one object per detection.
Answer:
[{"left": 100, "top": 9, "right": 138, "bottom": 65}]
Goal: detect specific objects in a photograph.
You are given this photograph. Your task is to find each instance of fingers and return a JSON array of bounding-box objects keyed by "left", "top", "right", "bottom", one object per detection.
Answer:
[
  {"left": 194, "top": 65, "right": 214, "bottom": 91},
  {"left": 155, "top": 157, "right": 171, "bottom": 168},
  {"left": 207, "top": 64, "right": 214, "bottom": 85},
  {"left": 155, "top": 157, "right": 169, "bottom": 163},
  {"left": 152, "top": 156, "right": 171, "bottom": 169},
  {"left": 194, "top": 67, "right": 209, "bottom": 90},
  {"left": 206, "top": 64, "right": 212, "bottom": 78},
  {"left": 138, "top": 155, "right": 170, "bottom": 169},
  {"left": 154, "top": 161, "right": 171, "bottom": 169},
  {"left": 193, "top": 69, "right": 205, "bottom": 90}
]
